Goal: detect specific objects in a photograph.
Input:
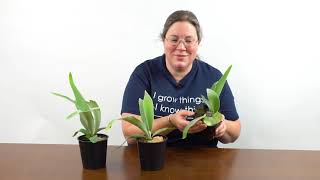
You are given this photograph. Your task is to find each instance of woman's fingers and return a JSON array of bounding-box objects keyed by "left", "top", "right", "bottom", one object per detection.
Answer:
[
  {"left": 188, "top": 121, "right": 207, "bottom": 134},
  {"left": 214, "top": 120, "right": 226, "bottom": 137}
]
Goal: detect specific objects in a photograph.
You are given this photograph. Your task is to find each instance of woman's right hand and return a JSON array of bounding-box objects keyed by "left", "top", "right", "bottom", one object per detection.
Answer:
[{"left": 170, "top": 110, "right": 207, "bottom": 134}]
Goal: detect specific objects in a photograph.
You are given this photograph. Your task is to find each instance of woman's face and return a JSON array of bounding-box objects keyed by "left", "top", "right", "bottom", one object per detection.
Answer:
[{"left": 164, "top": 21, "right": 199, "bottom": 72}]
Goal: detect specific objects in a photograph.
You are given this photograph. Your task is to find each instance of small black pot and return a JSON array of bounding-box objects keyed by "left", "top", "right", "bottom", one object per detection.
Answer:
[
  {"left": 78, "top": 134, "right": 108, "bottom": 170},
  {"left": 137, "top": 136, "right": 167, "bottom": 171},
  {"left": 193, "top": 105, "right": 223, "bottom": 140},
  {"left": 200, "top": 121, "right": 222, "bottom": 140}
]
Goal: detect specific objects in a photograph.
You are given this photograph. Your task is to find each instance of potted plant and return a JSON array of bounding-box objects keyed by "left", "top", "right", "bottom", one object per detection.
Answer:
[
  {"left": 182, "top": 65, "right": 232, "bottom": 140},
  {"left": 52, "top": 72, "right": 115, "bottom": 169},
  {"left": 122, "top": 91, "right": 173, "bottom": 171}
]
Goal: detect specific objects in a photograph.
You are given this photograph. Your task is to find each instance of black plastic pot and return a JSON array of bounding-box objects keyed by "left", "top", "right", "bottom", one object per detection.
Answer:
[
  {"left": 193, "top": 105, "right": 222, "bottom": 140},
  {"left": 137, "top": 137, "right": 167, "bottom": 171},
  {"left": 200, "top": 121, "right": 222, "bottom": 140},
  {"left": 78, "top": 134, "right": 108, "bottom": 170}
]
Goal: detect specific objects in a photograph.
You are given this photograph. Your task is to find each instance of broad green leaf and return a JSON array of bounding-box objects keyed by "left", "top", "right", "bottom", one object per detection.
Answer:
[
  {"left": 213, "top": 112, "right": 223, "bottom": 124},
  {"left": 80, "top": 112, "right": 94, "bottom": 135},
  {"left": 138, "top": 98, "right": 147, "bottom": 129},
  {"left": 51, "top": 92, "right": 75, "bottom": 104},
  {"left": 143, "top": 91, "right": 154, "bottom": 132},
  {"left": 206, "top": 89, "right": 220, "bottom": 113},
  {"left": 69, "top": 72, "right": 90, "bottom": 112},
  {"left": 105, "top": 119, "right": 118, "bottom": 133},
  {"left": 203, "top": 116, "right": 214, "bottom": 126},
  {"left": 89, "top": 135, "right": 99, "bottom": 143},
  {"left": 78, "top": 113, "right": 89, "bottom": 131},
  {"left": 122, "top": 116, "right": 149, "bottom": 137},
  {"left": 89, "top": 135, "right": 108, "bottom": 143},
  {"left": 87, "top": 100, "right": 101, "bottom": 134},
  {"left": 89, "top": 135, "right": 107, "bottom": 143},
  {"left": 152, "top": 127, "right": 176, "bottom": 137},
  {"left": 201, "top": 95, "right": 212, "bottom": 110},
  {"left": 203, "top": 112, "right": 222, "bottom": 126},
  {"left": 138, "top": 98, "right": 151, "bottom": 138},
  {"left": 182, "top": 114, "right": 206, "bottom": 139},
  {"left": 72, "top": 128, "right": 89, "bottom": 137},
  {"left": 211, "top": 65, "right": 232, "bottom": 96}
]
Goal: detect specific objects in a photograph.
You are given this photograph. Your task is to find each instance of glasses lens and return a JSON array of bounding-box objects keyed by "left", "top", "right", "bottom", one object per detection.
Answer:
[{"left": 167, "top": 37, "right": 197, "bottom": 47}]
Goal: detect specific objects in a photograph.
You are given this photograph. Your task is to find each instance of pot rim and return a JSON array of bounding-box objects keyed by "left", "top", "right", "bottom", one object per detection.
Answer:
[
  {"left": 78, "top": 133, "right": 109, "bottom": 143},
  {"left": 137, "top": 135, "right": 167, "bottom": 144}
]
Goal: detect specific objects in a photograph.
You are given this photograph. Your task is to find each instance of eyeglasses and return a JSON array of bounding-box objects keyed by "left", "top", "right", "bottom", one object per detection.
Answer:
[{"left": 165, "top": 36, "right": 198, "bottom": 48}]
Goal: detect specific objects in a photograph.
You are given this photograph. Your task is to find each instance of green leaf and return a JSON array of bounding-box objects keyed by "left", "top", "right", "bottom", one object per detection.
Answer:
[
  {"left": 66, "top": 110, "right": 79, "bottom": 120},
  {"left": 96, "top": 127, "right": 106, "bottom": 133},
  {"left": 51, "top": 92, "right": 75, "bottom": 104},
  {"left": 89, "top": 135, "right": 99, "bottom": 143},
  {"left": 152, "top": 127, "right": 176, "bottom": 137},
  {"left": 142, "top": 91, "right": 154, "bottom": 132},
  {"left": 122, "top": 116, "right": 149, "bottom": 137},
  {"left": 206, "top": 89, "right": 220, "bottom": 113},
  {"left": 194, "top": 105, "right": 207, "bottom": 118},
  {"left": 69, "top": 72, "right": 90, "bottom": 112},
  {"left": 116, "top": 134, "right": 147, "bottom": 148},
  {"left": 203, "top": 112, "right": 222, "bottom": 126},
  {"left": 127, "top": 134, "right": 147, "bottom": 140},
  {"left": 138, "top": 98, "right": 147, "bottom": 129},
  {"left": 65, "top": 106, "right": 100, "bottom": 120},
  {"left": 182, "top": 114, "right": 206, "bottom": 139},
  {"left": 87, "top": 100, "right": 101, "bottom": 134},
  {"left": 72, "top": 128, "right": 89, "bottom": 137},
  {"left": 79, "top": 111, "right": 94, "bottom": 135},
  {"left": 213, "top": 112, "right": 223, "bottom": 124},
  {"left": 211, "top": 65, "right": 232, "bottom": 96},
  {"left": 105, "top": 119, "right": 118, "bottom": 133},
  {"left": 201, "top": 95, "right": 212, "bottom": 110},
  {"left": 78, "top": 113, "right": 89, "bottom": 131}
]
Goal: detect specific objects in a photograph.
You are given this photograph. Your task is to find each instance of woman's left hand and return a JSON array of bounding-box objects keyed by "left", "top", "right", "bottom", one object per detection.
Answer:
[{"left": 213, "top": 115, "right": 227, "bottom": 138}]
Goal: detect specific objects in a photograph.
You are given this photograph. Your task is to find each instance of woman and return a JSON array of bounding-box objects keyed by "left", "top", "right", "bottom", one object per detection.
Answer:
[{"left": 121, "top": 10, "right": 241, "bottom": 147}]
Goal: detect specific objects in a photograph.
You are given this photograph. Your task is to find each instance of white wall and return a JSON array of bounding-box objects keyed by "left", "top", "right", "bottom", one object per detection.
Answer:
[{"left": 1, "top": 0, "right": 320, "bottom": 150}]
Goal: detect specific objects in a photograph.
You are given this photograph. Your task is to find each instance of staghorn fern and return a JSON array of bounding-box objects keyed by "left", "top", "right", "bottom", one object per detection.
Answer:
[
  {"left": 182, "top": 65, "right": 232, "bottom": 139},
  {"left": 122, "top": 91, "right": 174, "bottom": 142},
  {"left": 52, "top": 72, "right": 115, "bottom": 143}
]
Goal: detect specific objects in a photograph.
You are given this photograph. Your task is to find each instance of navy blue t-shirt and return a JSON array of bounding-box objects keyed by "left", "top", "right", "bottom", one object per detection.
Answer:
[{"left": 121, "top": 55, "right": 239, "bottom": 147}]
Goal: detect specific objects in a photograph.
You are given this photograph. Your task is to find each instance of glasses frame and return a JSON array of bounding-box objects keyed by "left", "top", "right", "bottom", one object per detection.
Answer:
[{"left": 165, "top": 36, "right": 198, "bottom": 48}]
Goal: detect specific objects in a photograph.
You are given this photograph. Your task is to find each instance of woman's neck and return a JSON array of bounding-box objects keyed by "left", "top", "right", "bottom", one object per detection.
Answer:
[{"left": 166, "top": 63, "right": 193, "bottom": 83}]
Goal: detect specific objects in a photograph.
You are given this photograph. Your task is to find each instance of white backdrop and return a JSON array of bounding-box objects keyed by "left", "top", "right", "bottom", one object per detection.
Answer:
[{"left": 1, "top": 0, "right": 320, "bottom": 150}]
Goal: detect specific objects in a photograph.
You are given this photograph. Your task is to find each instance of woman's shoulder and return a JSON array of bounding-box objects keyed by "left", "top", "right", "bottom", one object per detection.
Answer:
[
  {"left": 196, "top": 59, "right": 223, "bottom": 77},
  {"left": 130, "top": 55, "right": 164, "bottom": 77},
  {"left": 135, "top": 55, "right": 163, "bottom": 71}
]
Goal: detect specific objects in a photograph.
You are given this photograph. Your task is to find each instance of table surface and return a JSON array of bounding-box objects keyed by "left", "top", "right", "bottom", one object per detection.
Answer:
[{"left": 1, "top": 143, "right": 320, "bottom": 180}]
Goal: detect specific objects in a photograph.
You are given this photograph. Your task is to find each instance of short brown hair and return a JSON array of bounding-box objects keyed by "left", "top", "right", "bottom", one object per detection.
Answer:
[{"left": 160, "top": 10, "right": 202, "bottom": 43}]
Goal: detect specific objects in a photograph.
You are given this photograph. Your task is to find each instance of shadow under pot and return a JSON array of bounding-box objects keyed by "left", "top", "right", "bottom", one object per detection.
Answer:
[
  {"left": 78, "top": 134, "right": 108, "bottom": 170},
  {"left": 137, "top": 136, "right": 167, "bottom": 171}
]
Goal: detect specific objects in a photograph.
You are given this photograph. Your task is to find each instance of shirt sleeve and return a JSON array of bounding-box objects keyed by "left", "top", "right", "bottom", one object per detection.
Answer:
[
  {"left": 219, "top": 81, "right": 239, "bottom": 121},
  {"left": 121, "top": 63, "right": 151, "bottom": 115}
]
